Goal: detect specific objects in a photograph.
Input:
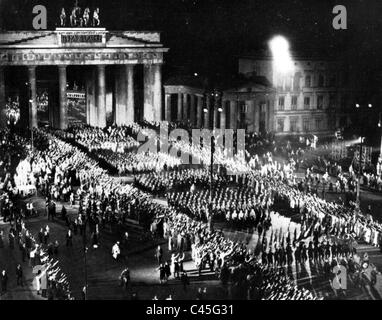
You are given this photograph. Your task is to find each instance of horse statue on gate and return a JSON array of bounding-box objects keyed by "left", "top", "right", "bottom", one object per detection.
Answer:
[
  {"left": 59, "top": 8, "right": 66, "bottom": 27},
  {"left": 69, "top": 8, "right": 78, "bottom": 27},
  {"left": 92, "top": 8, "right": 100, "bottom": 27},
  {"left": 83, "top": 8, "right": 90, "bottom": 27}
]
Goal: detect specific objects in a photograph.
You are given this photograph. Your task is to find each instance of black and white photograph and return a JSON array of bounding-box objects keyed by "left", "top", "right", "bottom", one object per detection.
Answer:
[{"left": 0, "top": 0, "right": 382, "bottom": 305}]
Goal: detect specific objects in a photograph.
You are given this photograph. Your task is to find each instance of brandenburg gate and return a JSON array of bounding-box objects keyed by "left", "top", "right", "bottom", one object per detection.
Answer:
[{"left": 0, "top": 28, "right": 168, "bottom": 129}]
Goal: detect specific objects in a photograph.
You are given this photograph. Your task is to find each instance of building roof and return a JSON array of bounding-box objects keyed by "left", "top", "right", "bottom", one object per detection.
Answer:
[
  {"left": 0, "top": 28, "right": 168, "bottom": 66},
  {"left": 223, "top": 75, "right": 274, "bottom": 93},
  {"left": 164, "top": 75, "right": 207, "bottom": 88},
  {"left": 0, "top": 28, "right": 164, "bottom": 49},
  {"left": 164, "top": 73, "right": 274, "bottom": 94}
]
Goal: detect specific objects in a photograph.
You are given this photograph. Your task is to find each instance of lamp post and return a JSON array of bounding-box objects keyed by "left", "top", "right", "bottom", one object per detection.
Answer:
[
  {"left": 209, "top": 134, "right": 214, "bottom": 231},
  {"left": 356, "top": 136, "right": 364, "bottom": 206},
  {"left": 204, "top": 90, "right": 223, "bottom": 230},
  {"left": 83, "top": 246, "right": 88, "bottom": 300},
  {"left": 29, "top": 98, "right": 34, "bottom": 150},
  {"left": 25, "top": 81, "right": 34, "bottom": 150},
  {"left": 354, "top": 102, "right": 373, "bottom": 207},
  {"left": 378, "top": 113, "right": 382, "bottom": 162},
  {"left": 82, "top": 219, "right": 98, "bottom": 300},
  {"left": 82, "top": 220, "right": 88, "bottom": 300}
]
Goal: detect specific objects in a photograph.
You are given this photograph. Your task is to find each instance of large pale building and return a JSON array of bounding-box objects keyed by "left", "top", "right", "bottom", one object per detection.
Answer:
[
  {"left": 164, "top": 52, "right": 371, "bottom": 137},
  {"left": 238, "top": 53, "right": 353, "bottom": 137}
]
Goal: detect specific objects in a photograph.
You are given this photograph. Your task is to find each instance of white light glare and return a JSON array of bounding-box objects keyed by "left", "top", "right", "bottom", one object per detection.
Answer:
[{"left": 269, "top": 35, "right": 294, "bottom": 74}]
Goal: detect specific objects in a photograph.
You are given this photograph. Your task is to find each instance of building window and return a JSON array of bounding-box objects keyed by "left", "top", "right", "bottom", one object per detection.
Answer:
[
  {"left": 277, "top": 118, "right": 285, "bottom": 132},
  {"left": 303, "top": 118, "right": 310, "bottom": 132},
  {"left": 329, "top": 94, "right": 336, "bottom": 109},
  {"left": 293, "top": 72, "right": 301, "bottom": 90},
  {"left": 291, "top": 96, "right": 298, "bottom": 110},
  {"left": 305, "top": 75, "right": 311, "bottom": 87},
  {"left": 278, "top": 97, "right": 285, "bottom": 111},
  {"left": 318, "top": 74, "right": 324, "bottom": 87},
  {"left": 315, "top": 118, "right": 322, "bottom": 130},
  {"left": 317, "top": 95, "right": 324, "bottom": 110},
  {"left": 290, "top": 117, "right": 298, "bottom": 132},
  {"left": 304, "top": 96, "right": 310, "bottom": 109},
  {"left": 241, "top": 103, "right": 247, "bottom": 113}
]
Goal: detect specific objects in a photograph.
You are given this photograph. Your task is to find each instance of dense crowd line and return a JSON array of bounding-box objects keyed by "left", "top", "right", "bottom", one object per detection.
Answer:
[
  {"left": 0, "top": 131, "right": 72, "bottom": 299},
  {"left": 9, "top": 127, "right": 322, "bottom": 300},
  {"left": 3, "top": 122, "right": 382, "bottom": 300},
  {"left": 70, "top": 125, "right": 140, "bottom": 152}
]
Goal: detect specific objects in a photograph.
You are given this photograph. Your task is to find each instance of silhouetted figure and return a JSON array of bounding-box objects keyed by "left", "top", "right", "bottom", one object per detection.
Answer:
[
  {"left": 92, "top": 8, "right": 100, "bottom": 27},
  {"left": 60, "top": 8, "right": 66, "bottom": 27}
]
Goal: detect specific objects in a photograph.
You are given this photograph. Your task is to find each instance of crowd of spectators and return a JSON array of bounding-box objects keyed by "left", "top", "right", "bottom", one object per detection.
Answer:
[
  {"left": 3, "top": 120, "right": 382, "bottom": 300},
  {"left": 0, "top": 130, "right": 72, "bottom": 299},
  {"left": 9, "top": 127, "right": 322, "bottom": 300},
  {"left": 70, "top": 125, "right": 140, "bottom": 153}
]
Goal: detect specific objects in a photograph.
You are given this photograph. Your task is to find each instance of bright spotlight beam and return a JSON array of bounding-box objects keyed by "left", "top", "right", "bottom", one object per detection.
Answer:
[{"left": 269, "top": 35, "right": 294, "bottom": 74}]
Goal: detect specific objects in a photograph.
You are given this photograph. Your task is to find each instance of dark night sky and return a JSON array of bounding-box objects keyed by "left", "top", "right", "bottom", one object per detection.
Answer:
[{"left": 1, "top": 0, "right": 382, "bottom": 83}]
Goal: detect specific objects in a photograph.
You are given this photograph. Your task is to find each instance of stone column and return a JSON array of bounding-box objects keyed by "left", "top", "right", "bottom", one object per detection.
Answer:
[
  {"left": 86, "top": 80, "right": 90, "bottom": 125},
  {"left": 0, "top": 67, "right": 5, "bottom": 128},
  {"left": 165, "top": 93, "right": 171, "bottom": 121},
  {"left": 220, "top": 101, "right": 226, "bottom": 130},
  {"left": 264, "top": 101, "right": 269, "bottom": 132},
  {"left": 144, "top": 64, "right": 162, "bottom": 122},
  {"left": 114, "top": 66, "right": 126, "bottom": 126},
  {"left": 254, "top": 101, "right": 260, "bottom": 133},
  {"left": 177, "top": 93, "right": 183, "bottom": 121},
  {"left": 58, "top": 65, "right": 67, "bottom": 130},
  {"left": 27, "top": 66, "right": 38, "bottom": 129},
  {"left": 190, "top": 94, "right": 196, "bottom": 126},
  {"left": 213, "top": 107, "right": 218, "bottom": 128},
  {"left": 111, "top": 70, "right": 117, "bottom": 125},
  {"left": 143, "top": 64, "right": 154, "bottom": 122},
  {"left": 204, "top": 95, "right": 211, "bottom": 128},
  {"left": 86, "top": 68, "right": 97, "bottom": 126},
  {"left": 203, "top": 109, "right": 209, "bottom": 128},
  {"left": 125, "top": 64, "right": 135, "bottom": 124},
  {"left": 196, "top": 95, "right": 202, "bottom": 128},
  {"left": 153, "top": 64, "right": 162, "bottom": 121},
  {"left": 97, "top": 65, "right": 106, "bottom": 128},
  {"left": 182, "top": 93, "right": 188, "bottom": 120},
  {"left": 269, "top": 99, "right": 275, "bottom": 132},
  {"left": 229, "top": 100, "right": 237, "bottom": 130}
]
